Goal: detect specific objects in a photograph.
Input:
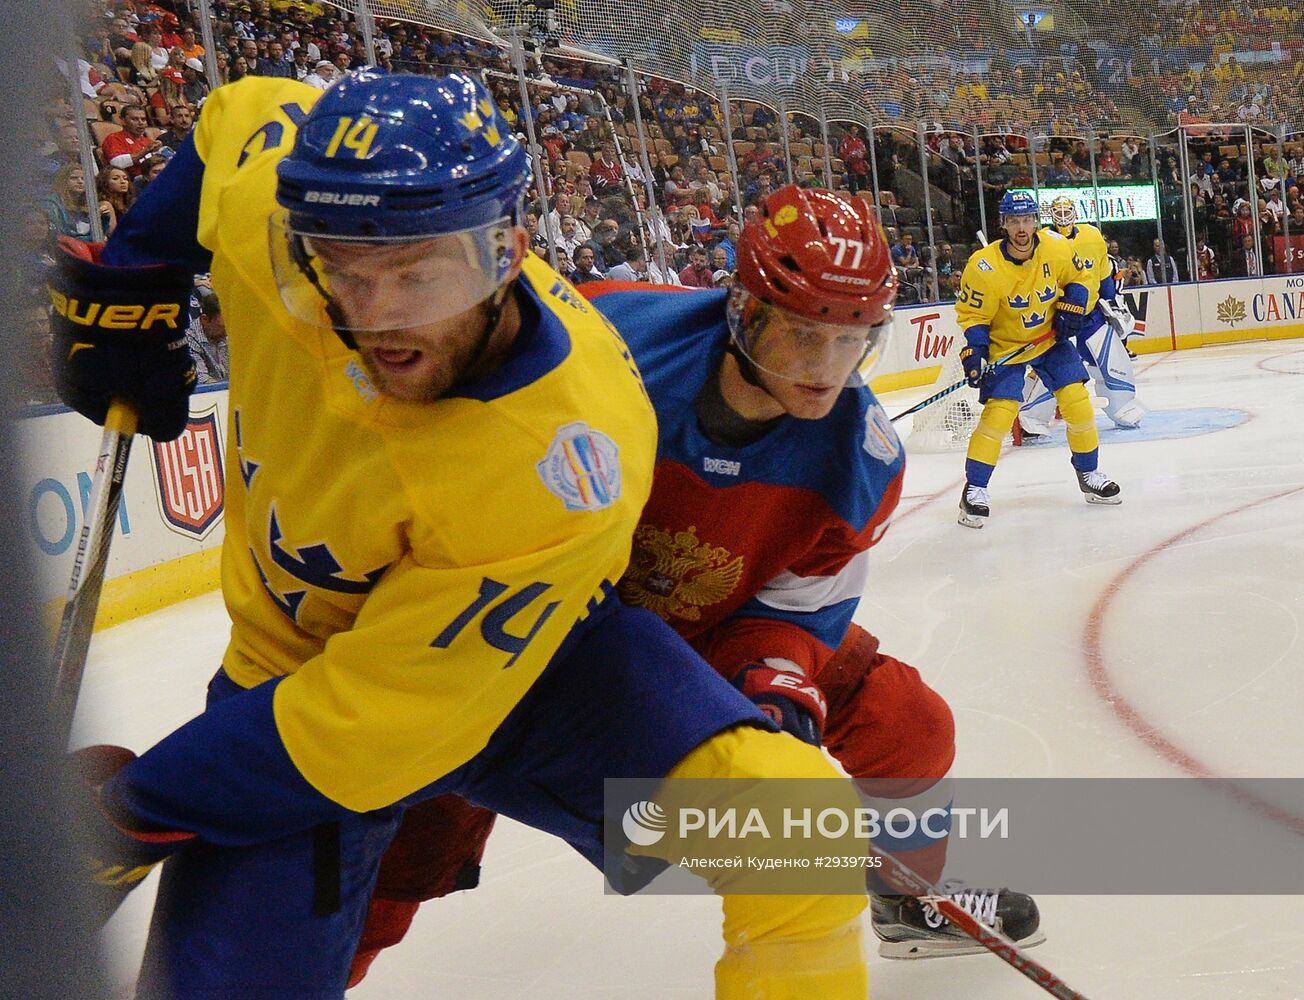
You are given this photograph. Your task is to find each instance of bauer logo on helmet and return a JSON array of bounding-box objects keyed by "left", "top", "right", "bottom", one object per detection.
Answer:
[{"left": 303, "top": 191, "right": 381, "bottom": 206}]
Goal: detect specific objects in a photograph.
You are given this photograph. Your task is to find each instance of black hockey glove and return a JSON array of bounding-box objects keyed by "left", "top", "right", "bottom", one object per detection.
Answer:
[
  {"left": 48, "top": 238, "right": 196, "bottom": 441},
  {"left": 1053, "top": 281, "right": 1096, "bottom": 341},
  {"left": 959, "top": 345, "right": 988, "bottom": 387}
]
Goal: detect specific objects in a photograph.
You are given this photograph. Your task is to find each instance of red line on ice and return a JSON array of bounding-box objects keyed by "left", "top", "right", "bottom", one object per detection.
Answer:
[
  {"left": 1255, "top": 348, "right": 1304, "bottom": 376},
  {"left": 1082, "top": 485, "right": 1304, "bottom": 836}
]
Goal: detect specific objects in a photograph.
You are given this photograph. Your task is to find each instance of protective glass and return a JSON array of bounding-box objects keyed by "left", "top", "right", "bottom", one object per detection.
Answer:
[
  {"left": 269, "top": 213, "right": 516, "bottom": 331},
  {"left": 727, "top": 290, "right": 890, "bottom": 386}
]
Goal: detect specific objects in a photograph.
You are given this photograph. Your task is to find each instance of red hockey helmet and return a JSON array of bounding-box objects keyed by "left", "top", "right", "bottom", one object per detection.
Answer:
[{"left": 731, "top": 185, "right": 897, "bottom": 384}]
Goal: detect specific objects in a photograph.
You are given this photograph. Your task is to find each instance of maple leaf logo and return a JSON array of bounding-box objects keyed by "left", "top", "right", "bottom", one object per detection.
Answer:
[{"left": 1217, "top": 295, "right": 1246, "bottom": 326}]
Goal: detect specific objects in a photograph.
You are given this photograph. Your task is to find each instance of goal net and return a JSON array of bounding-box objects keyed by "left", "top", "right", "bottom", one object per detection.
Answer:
[{"left": 905, "top": 342, "right": 984, "bottom": 452}]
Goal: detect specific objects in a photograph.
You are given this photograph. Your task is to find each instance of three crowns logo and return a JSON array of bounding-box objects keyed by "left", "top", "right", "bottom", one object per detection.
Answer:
[{"left": 1022, "top": 311, "right": 1047, "bottom": 328}]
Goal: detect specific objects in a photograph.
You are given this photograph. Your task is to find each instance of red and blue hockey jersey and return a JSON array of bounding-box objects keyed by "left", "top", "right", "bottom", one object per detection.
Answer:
[{"left": 585, "top": 284, "right": 905, "bottom": 681}]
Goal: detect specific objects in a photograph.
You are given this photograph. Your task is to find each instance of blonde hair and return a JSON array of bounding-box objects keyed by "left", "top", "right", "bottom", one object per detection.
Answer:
[{"left": 130, "top": 42, "right": 156, "bottom": 82}]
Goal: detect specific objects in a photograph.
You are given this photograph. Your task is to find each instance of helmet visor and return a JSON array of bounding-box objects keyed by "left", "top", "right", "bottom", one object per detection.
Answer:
[
  {"left": 728, "top": 291, "right": 891, "bottom": 387},
  {"left": 269, "top": 212, "right": 516, "bottom": 331}
]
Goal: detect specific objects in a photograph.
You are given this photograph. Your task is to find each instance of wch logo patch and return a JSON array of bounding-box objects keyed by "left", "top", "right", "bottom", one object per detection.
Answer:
[
  {"left": 536, "top": 421, "right": 621, "bottom": 512},
  {"left": 151, "top": 409, "right": 224, "bottom": 539}
]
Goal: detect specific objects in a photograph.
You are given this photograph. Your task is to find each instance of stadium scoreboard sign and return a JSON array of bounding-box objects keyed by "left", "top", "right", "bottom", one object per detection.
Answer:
[{"left": 1011, "top": 185, "right": 1159, "bottom": 224}]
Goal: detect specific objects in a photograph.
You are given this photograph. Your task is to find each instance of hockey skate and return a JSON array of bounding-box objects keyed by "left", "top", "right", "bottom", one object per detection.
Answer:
[
  {"left": 957, "top": 483, "right": 989, "bottom": 528},
  {"left": 871, "top": 882, "right": 1044, "bottom": 959},
  {"left": 1077, "top": 468, "right": 1121, "bottom": 505}
]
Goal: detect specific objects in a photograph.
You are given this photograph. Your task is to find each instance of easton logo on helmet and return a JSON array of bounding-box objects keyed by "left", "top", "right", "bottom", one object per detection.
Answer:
[
  {"left": 304, "top": 191, "right": 382, "bottom": 206},
  {"left": 820, "top": 272, "right": 874, "bottom": 285}
]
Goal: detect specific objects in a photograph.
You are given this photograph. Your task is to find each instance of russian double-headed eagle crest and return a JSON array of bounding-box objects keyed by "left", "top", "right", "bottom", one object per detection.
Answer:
[{"left": 619, "top": 524, "right": 744, "bottom": 622}]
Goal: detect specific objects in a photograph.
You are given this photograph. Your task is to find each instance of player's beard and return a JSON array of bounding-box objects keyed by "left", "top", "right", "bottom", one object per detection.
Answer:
[
  {"left": 356, "top": 296, "right": 509, "bottom": 404},
  {"left": 1006, "top": 227, "right": 1035, "bottom": 259}
]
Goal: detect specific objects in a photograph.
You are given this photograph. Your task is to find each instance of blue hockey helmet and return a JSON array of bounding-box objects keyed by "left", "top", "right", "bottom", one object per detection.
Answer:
[
  {"left": 998, "top": 190, "right": 1040, "bottom": 219},
  {"left": 276, "top": 70, "right": 529, "bottom": 238},
  {"left": 271, "top": 71, "right": 532, "bottom": 334}
]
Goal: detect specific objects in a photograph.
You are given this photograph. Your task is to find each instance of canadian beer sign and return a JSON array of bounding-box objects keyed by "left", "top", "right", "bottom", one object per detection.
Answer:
[{"left": 1012, "top": 184, "right": 1160, "bottom": 224}]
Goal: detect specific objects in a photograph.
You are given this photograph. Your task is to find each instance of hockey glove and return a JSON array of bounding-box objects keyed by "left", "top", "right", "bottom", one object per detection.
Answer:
[
  {"left": 959, "top": 345, "right": 987, "bottom": 387},
  {"left": 48, "top": 238, "right": 196, "bottom": 442},
  {"left": 1053, "top": 281, "right": 1095, "bottom": 340},
  {"left": 70, "top": 744, "right": 196, "bottom": 919},
  {"left": 734, "top": 662, "right": 828, "bottom": 746}
]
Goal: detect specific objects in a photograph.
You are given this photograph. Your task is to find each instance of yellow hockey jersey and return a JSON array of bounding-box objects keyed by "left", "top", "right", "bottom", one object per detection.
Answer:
[
  {"left": 1055, "top": 222, "right": 1112, "bottom": 295},
  {"left": 190, "top": 79, "right": 656, "bottom": 810},
  {"left": 954, "top": 230, "right": 1094, "bottom": 362}
]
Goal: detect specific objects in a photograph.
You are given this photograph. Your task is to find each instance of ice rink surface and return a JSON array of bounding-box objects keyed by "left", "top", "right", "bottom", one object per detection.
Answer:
[{"left": 74, "top": 342, "right": 1304, "bottom": 999}]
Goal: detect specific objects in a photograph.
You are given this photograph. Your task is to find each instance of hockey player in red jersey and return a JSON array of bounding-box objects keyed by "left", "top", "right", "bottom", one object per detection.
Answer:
[{"left": 351, "top": 185, "right": 1042, "bottom": 981}]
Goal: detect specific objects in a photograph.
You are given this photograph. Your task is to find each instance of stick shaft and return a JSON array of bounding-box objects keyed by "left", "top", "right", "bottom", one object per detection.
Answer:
[
  {"left": 51, "top": 401, "right": 138, "bottom": 745},
  {"left": 890, "top": 332, "right": 1055, "bottom": 424}
]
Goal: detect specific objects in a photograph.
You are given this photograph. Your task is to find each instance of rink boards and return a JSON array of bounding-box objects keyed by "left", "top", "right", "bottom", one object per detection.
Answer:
[
  {"left": 870, "top": 270, "right": 1304, "bottom": 393},
  {"left": 17, "top": 271, "right": 1304, "bottom": 631},
  {"left": 19, "top": 385, "right": 229, "bottom": 628}
]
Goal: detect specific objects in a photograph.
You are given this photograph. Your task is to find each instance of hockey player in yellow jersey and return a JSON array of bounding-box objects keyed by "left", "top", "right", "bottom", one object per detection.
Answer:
[
  {"left": 50, "top": 73, "right": 868, "bottom": 998},
  {"left": 953, "top": 191, "right": 1122, "bottom": 527},
  {"left": 1020, "top": 196, "right": 1148, "bottom": 435}
]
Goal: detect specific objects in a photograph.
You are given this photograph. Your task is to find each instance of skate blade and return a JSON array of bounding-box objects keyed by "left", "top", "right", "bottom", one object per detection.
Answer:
[
  {"left": 878, "top": 928, "right": 1047, "bottom": 960},
  {"left": 957, "top": 511, "right": 986, "bottom": 528},
  {"left": 1083, "top": 494, "right": 1122, "bottom": 505}
]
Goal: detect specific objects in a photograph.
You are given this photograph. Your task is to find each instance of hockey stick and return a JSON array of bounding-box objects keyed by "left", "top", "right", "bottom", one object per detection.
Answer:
[
  {"left": 889, "top": 332, "right": 1055, "bottom": 425},
  {"left": 873, "top": 846, "right": 1091, "bottom": 1000},
  {"left": 50, "top": 399, "right": 138, "bottom": 745}
]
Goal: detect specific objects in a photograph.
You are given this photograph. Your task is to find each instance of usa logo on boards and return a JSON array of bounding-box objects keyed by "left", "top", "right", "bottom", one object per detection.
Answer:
[{"left": 151, "top": 408, "right": 225, "bottom": 539}]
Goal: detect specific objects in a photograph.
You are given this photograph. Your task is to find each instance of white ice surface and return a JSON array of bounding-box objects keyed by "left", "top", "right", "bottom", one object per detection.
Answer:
[{"left": 76, "top": 342, "right": 1304, "bottom": 998}]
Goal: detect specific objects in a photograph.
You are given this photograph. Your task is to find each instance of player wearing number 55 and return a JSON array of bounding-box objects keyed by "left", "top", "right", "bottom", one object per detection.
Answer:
[{"left": 52, "top": 72, "right": 870, "bottom": 998}]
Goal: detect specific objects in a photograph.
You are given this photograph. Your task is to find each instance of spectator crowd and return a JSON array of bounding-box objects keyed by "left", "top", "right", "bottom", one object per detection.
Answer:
[{"left": 18, "top": 0, "right": 1302, "bottom": 405}]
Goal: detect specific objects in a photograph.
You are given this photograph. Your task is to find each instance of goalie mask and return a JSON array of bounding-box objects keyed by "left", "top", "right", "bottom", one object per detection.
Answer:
[
  {"left": 729, "top": 185, "right": 897, "bottom": 387},
  {"left": 1049, "top": 195, "right": 1077, "bottom": 234}
]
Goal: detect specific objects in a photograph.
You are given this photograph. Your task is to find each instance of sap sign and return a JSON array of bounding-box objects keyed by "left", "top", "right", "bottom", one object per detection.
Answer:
[{"left": 1011, "top": 185, "right": 1159, "bottom": 224}]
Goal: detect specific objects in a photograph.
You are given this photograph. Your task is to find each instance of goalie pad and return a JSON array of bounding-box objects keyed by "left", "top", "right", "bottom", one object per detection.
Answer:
[
  {"left": 1081, "top": 322, "right": 1146, "bottom": 428},
  {"left": 1020, "top": 317, "right": 1145, "bottom": 431}
]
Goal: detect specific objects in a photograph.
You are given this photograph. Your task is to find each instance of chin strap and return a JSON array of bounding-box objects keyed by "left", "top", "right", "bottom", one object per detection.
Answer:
[
  {"left": 453, "top": 283, "right": 515, "bottom": 387},
  {"left": 726, "top": 293, "right": 785, "bottom": 403},
  {"left": 289, "top": 234, "right": 357, "bottom": 350}
]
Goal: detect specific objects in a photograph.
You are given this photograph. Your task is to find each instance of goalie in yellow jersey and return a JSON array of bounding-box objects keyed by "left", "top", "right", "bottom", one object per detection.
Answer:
[
  {"left": 1019, "top": 197, "right": 1148, "bottom": 435},
  {"left": 953, "top": 191, "right": 1123, "bottom": 528},
  {"left": 51, "top": 73, "right": 869, "bottom": 998}
]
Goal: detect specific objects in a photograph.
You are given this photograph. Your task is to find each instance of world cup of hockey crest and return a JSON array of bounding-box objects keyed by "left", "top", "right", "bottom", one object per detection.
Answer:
[
  {"left": 619, "top": 524, "right": 744, "bottom": 622},
  {"left": 537, "top": 421, "right": 622, "bottom": 512},
  {"left": 151, "top": 408, "right": 225, "bottom": 539}
]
